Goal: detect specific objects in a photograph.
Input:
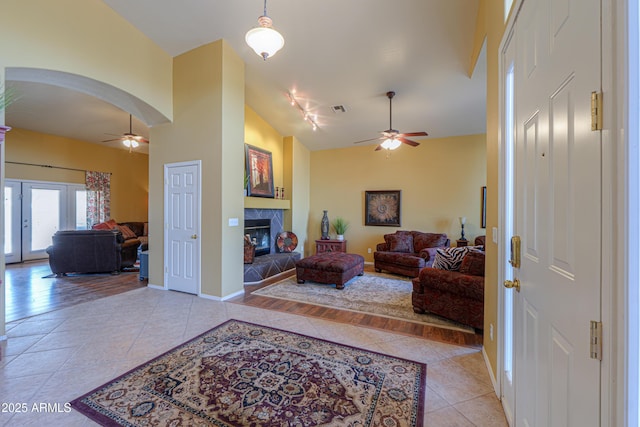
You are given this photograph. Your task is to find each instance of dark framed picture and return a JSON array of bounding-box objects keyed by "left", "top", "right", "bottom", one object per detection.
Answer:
[
  {"left": 245, "top": 144, "right": 274, "bottom": 198},
  {"left": 481, "top": 186, "right": 487, "bottom": 228},
  {"left": 365, "top": 190, "right": 401, "bottom": 226}
]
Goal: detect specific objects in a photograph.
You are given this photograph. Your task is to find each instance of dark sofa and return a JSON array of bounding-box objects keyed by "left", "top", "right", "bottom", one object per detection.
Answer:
[
  {"left": 46, "top": 229, "right": 140, "bottom": 276},
  {"left": 374, "top": 230, "right": 450, "bottom": 277}
]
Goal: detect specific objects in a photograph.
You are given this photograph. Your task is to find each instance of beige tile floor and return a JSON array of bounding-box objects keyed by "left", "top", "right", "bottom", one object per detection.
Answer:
[{"left": 0, "top": 287, "right": 507, "bottom": 426}]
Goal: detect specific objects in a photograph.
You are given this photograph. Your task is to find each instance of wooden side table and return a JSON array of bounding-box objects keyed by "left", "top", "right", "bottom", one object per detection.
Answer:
[
  {"left": 316, "top": 239, "right": 347, "bottom": 254},
  {"left": 456, "top": 239, "right": 469, "bottom": 247}
]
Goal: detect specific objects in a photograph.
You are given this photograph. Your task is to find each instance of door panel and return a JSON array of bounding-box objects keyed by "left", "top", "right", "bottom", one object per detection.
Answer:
[
  {"left": 165, "top": 163, "right": 200, "bottom": 295},
  {"left": 511, "top": 0, "right": 602, "bottom": 425},
  {"left": 4, "top": 180, "right": 21, "bottom": 263},
  {"left": 22, "top": 183, "right": 66, "bottom": 260}
]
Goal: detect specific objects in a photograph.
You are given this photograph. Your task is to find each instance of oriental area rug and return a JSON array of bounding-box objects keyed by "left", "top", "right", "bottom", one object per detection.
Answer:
[
  {"left": 252, "top": 272, "right": 474, "bottom": 333},
  {"left": 72, "top": 319, "right": 426, "bottom": 427}
]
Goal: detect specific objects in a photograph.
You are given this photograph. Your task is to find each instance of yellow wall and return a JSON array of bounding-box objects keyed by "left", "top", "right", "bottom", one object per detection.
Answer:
[
  {"left": 284, "top": 136, "right": 311, "bottom": 256},
  {"left": 0, "top": 0, "right": 173, "bottom": 121},
  {"left": 150, "top": 40, "right": 245, "bottom": 298},
  {"left": 309, "top": 134, "right": 486, "bottom": 260},
  {"left": 245, "top": 106, "right": 285, "bottom": 189},
  {"left": 4, "top": 128, "right": 149, "bottom": 221},
  {"left": 478, "top": 0, "right": 507, "bottom": 379}
]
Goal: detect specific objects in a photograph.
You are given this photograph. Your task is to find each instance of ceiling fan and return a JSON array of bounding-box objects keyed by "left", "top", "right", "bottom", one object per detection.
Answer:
[
  {"left": 101, "top": 114, "right": 149, "bottom": 151},
  {"left": 354, "top": 91, "right": 428, "bottom": 151}
]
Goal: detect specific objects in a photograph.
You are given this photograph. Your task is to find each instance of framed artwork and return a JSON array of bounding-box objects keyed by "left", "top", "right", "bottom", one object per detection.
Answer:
[
  {"left": 245, "top": 144, "right": 274, "bottom": 198},
  {"left": 365, "top": 190, "right": 401, "bottom": 226},
  {"left": 481, "top": 186, "right": 487, "bottom": 228}
]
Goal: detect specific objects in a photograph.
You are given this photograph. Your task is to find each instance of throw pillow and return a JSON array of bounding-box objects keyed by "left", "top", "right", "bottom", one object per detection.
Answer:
[
  {"left": 92, "top": 219, "right": 118, "bottom": 230},
  {"left": 92, "top": 222, "right": 111, "bottom": 230},
  {"left": 117, "top": 224, "right": 138, "bottom": 240},
  {"left": 459, "top": 251, "right": 485, "bottom": 276},
  {"left": 432, "top": 246, "right": 471, "bottom": 271},
  {"left": 386, "top": 233, "right": 413, "bottom": 253}
]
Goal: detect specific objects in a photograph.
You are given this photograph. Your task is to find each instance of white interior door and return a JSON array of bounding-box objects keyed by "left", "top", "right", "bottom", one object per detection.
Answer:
[
  {"left": 165, "top": 162, "right": 201, "bottom": 295},
  {"left": 510, "top": 0, "right": 602, "bottom": 425}
]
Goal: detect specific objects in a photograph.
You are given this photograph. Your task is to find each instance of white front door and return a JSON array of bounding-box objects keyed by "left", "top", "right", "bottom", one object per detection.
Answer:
[
  {"left": 510, "top": 0, "right": 602, "bottom": 425},
  {"left": 165, "top": 162, "right": 201, "bottom": 295}
]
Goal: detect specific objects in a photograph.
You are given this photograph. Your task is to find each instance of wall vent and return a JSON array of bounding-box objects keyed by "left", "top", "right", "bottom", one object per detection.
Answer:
[{"left": 331, "top": 105, "right": 347, "bottom": 113}]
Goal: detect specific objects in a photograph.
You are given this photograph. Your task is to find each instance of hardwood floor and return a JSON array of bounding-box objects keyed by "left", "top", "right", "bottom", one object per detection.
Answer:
[
  {"left": 228, "top": 265, "right": 484, "bottom": 348},
  {"left": 5, "top": 261, "right": 483, "bottom": 348},
  {"left": 4, "top": 260, "right": 146, "bottom": 322}
]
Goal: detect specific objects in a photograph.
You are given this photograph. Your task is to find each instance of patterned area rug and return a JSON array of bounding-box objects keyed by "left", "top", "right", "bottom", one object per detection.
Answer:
[
  {"left": 72, "top": 320, "right": 425, "bottom": 426},
  {"left": 252, "top": 272, "right": 474, "bottom": 333}
]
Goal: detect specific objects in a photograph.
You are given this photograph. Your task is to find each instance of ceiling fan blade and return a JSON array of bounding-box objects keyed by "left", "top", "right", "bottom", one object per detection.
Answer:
[
  {"left": 101, "top": 138, "right": 121, "bottom": 143},
  {"left": 398, "top": 131, "right": 428, "bottom": 137},
  {"left": 398, "top": 137, "right": 420, "bottom": 147},
  {"left": 132, "top": 135, "right": 149, "bottom": 144},
  {"left": 353, "top": 136, "right": 383, "bottom": 144},
  {"left": 374, "top": 144, "right": 383, "bottom": 151}
]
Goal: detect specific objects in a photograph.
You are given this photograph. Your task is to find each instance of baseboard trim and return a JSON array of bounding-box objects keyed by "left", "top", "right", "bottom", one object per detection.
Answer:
[
  {"left": 146, "top": 283, "right": 165, "bottom": 291},
  {"left": 221, "top": 289, "right": 245, "bottom": 301},
  {"left": 199, "top": 293, "right": 221, "bottom": 302},
  {"left": 482, "top": 346, "right": 500, "bottom": 397}
]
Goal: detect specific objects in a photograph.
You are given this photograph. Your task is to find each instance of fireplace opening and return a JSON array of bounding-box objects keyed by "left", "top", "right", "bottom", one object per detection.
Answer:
[{"left": 244, "top": 219, "right": 271, "bottom": 257}]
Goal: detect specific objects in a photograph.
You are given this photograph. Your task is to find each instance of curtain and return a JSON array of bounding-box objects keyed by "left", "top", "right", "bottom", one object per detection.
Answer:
[{"left": 85, "top": 171, "right": 111, "bottom": 228}]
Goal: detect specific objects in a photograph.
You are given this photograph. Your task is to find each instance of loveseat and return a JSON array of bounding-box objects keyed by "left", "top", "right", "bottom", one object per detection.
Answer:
[
  {"left": 46, "top": 229, "right": 140, "bottom": 276},
  {"left": 373, "top": 231, "right": 450, "bottom": 277},
  {"left": 411, "top": 239, "right": 485, "bottom": 330}
]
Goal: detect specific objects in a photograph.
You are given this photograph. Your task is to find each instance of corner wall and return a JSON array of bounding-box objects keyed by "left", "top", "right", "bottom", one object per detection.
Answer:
[{"left": 149, "top": 40, "right": 245, "bottom": 298}]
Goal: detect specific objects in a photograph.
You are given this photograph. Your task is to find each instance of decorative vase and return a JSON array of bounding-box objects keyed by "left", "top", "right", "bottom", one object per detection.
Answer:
[
  {"left": 321, "top": 210, "right": 330, "bottom": 240},
  {"left": 337, "top": 234, "right": 344, "bottom": 241}
]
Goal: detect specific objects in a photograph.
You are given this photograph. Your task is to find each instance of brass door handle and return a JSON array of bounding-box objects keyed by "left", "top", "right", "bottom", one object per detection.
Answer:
[
  {"left": 191, "top": 234, "right": 197, "bottom": 239},
  {"left": 504, "top": 278, "right": 521, "bottom": 292}
]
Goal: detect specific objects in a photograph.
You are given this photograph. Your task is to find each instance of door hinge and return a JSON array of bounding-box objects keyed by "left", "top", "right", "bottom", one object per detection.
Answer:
[
  {"left": 591, "top": 91, "right": 603, "bottom": 131},
  {"left": 590, "top": 320, "right": 602, "bottom": 361}
]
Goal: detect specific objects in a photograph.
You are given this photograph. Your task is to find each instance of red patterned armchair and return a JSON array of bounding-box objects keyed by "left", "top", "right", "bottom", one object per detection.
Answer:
[
  {"left": 411, "top": 242, "right": 485, "bottom": 331},
  {"left": 374, "top": 231, "right": 450, "bottom": 277}
]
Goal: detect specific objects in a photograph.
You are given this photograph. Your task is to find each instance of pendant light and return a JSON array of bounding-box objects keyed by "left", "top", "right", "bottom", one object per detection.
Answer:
[{"left": 245, "top": 0, "right": 285, "bottom": 60}]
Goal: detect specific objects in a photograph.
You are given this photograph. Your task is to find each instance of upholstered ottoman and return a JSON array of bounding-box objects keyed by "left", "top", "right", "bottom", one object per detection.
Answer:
[{"left": 296, "top": 252, "right": 365, "bottom": 289}]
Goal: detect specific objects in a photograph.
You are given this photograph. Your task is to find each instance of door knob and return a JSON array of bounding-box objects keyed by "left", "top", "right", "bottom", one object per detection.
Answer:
[
  {"left": 191, "top": 234, "right": 197, "bottom": 239},
  {"left": 504, "top": 278, "right": 521, "bottom": 292}
]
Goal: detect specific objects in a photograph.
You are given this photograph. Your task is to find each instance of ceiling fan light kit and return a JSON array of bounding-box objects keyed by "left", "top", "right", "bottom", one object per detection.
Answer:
[
  {"left": 245, "top": 0, "right": 284, "bottom": 60},
  {"left": 353, "top": 91, "right": 428, "bottom": 151},
  {"left": 102, "top": 114, "right": 148, "bottom": 152}
]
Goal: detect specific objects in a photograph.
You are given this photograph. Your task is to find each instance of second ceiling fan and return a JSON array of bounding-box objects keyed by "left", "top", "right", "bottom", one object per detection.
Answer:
[
  {"left": 102, "top": 114, "right": 149, "bottom": 151},
  {"left": 354, "top": 91, "right": 428, "bottom": 151}
]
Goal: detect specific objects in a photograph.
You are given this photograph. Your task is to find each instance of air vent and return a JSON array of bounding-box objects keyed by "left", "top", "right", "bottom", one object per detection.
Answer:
[{"left": 331, "top": 105, "right": 347, "bottom": 113}]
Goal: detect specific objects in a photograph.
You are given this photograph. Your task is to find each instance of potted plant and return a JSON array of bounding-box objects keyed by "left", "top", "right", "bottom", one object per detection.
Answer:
[{"left": 332, "top": 217, "right": 349, "bottom": 241}]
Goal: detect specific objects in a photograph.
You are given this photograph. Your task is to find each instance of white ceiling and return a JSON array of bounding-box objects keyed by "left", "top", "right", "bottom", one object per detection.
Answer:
[{"left": 5, "top": 0, "right": 486, "bottom": 154}]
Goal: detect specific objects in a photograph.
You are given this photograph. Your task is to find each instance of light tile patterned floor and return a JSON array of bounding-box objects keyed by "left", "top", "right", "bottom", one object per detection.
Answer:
[{"left": 0, "top": 287, "right": 507, "bottom": 426}]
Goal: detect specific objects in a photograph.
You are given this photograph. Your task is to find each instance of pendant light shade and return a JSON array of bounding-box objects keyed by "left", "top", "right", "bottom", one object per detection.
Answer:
[{"left": 246, "top": 1, "right": 284, "bottom": 60}]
